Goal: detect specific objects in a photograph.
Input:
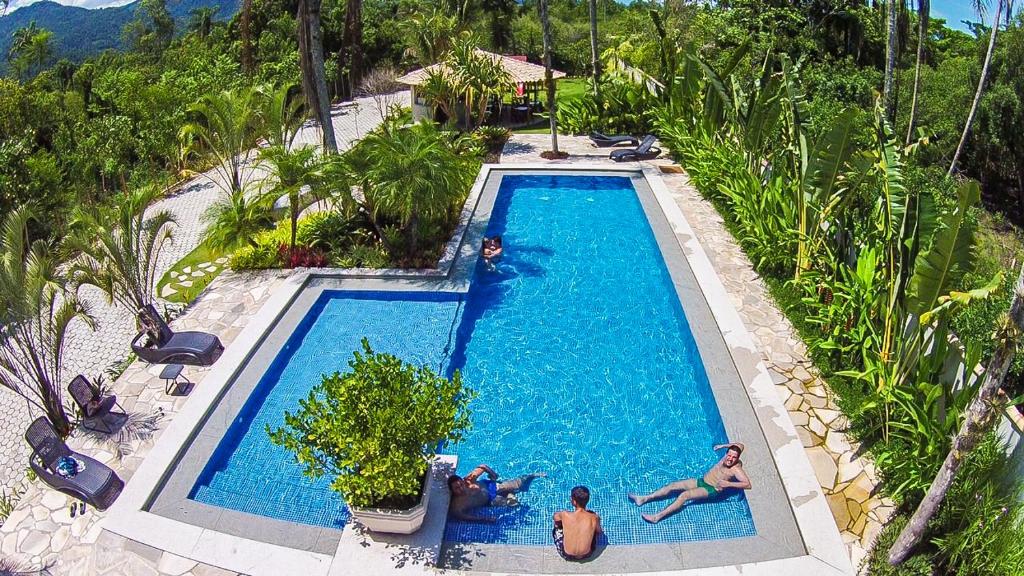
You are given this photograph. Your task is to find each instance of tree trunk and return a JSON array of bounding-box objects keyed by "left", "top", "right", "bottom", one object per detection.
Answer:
[
  {"left": 298, "top": 0, "right": 339, "bottom": 153},
  {"left": 888, "top": 266, "right": 1024, "bottom": 565},
  {"left": 44, "top": 390, "right": 71, "bottom": 438},
  {"left": 948, "top": 0, "right": 1002, "bottom": 176},
  {"left": 290, "top": 195, "right": 299, "bottom": 251},
  {"left": 342, "top": 0, "right": 363, "bottom": 101},
  {"left": 589, "top": 0, "right": 600, "bottom": 101},
  {"left": 905, "top": 0, "right": 929, "bottom": 145},
  {"left": 241, "top": 0, "right": 253, "bottom": 76},
  {"left": 883, "top": 0, "right": 899, "bottom": 121},
  {"left": 538, "top": 0, "right": 559, "bottom": 154}
]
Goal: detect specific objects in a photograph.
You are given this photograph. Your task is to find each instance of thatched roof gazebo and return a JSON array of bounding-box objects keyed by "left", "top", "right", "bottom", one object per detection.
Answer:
[{"left": 397, "top": 50, "right": 567, "bottom": 125}]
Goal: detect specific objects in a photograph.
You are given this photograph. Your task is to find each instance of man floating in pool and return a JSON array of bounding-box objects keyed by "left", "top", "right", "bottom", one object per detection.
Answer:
[
  {"left": 448, "top": 464, "right": 545, "bottom": 523},
  {"left": 553, "top": 485, "right": 602, "bottom": 561},
  {"left": 628, "top": 442, "right": 751, "bottom": 524}
]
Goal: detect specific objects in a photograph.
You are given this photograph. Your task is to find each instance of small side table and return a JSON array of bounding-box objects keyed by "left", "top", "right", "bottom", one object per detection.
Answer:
[{"left": 159, "top": 364, "right": 189, "bottom": 395}]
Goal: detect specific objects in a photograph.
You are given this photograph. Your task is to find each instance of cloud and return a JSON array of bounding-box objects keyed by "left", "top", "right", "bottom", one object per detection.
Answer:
[{"left": 5, "top": 0, "right": 136, "bottom": 14}]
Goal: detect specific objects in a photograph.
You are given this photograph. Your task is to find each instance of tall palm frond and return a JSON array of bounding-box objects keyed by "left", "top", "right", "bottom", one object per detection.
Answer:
[
  {"left": 179, "top": 86, "right": 266, "bottom": 195},
  {"left": 201, "top": 186, "right": 275, "bottom": 251},
  {"left": 0, "top": 205, "right": 93, "bottom": 436},
  {"left": 66, "top": 185, "right": 176, "bottom": 315}
]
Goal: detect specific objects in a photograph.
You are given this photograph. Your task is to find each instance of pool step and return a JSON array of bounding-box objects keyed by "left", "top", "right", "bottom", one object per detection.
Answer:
[
  {"left": 191, "top": 483, "right": 349, "bottom": 528},
  {"left": 198, "top": 468, "right": 336, "bottom": 501}
]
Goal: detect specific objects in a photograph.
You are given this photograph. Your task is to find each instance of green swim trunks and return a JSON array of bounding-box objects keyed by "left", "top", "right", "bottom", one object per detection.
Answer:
[{"left": 697, "top": 478, "right": 717, "bottom": 496}]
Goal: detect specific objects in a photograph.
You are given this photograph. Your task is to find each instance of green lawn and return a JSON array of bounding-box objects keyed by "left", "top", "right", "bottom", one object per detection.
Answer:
[
  {"left": 556, "top": 77, "right": 590, "bottom": 103},
  {"left": 512, "top": 77, "right": 590, "bottom": 134},
  {"left": 156, "top": 239, "right": 228, "bottom": 304}
]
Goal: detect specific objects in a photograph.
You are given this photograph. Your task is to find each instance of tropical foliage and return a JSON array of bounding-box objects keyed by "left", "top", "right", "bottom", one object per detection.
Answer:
[
  {"left": 0, "top": 207, "right": 92, "bottom": 436},
  {"left": 268, "top": 338, "right": 474, "bottom": 508},
  {"left": 68, "top": 185, "right": 176, "bottom": 315},
  {"left": 644, "top": 33, "right": 1024, "bottom": 573}
]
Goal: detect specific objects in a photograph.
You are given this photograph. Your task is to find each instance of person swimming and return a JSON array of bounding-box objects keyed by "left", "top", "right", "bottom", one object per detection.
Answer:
[{"left": 482, "top": 236, "right": 503, "bottom": 269}]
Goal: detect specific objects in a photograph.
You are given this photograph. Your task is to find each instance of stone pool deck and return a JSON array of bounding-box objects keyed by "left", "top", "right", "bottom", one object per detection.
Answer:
[{"left": 0, "top": 134, "right": 888, "bottom": 575}]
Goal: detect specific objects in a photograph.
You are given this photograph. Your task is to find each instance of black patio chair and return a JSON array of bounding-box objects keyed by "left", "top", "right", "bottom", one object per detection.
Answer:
[
  {"left": 68, "top": 375, "right": 126, "bottom": 434},
  {"left": 25, "top": 417, "right": 124, "bottom": 511},
  {"left": 589, "top": 132, "right": 639, "bottom": 147},
  {"left": 131, "top": 304, "right": 224, "bottom": 367},
  {"left": 610, "top": 135, "right": 661, "bottom": 162}
]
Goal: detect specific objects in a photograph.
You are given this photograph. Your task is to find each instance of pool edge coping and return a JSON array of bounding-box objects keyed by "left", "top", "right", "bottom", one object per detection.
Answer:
[{"left": 103, "top": 163, "right": 853, "bottom": 576}]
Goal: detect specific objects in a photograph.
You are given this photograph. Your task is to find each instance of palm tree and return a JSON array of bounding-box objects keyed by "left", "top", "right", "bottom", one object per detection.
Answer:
[
  {"left": 264, "top": 82, "right": 306, "bottom": 149},
  {"left": 0, "top": 206, "right": 93, "bottom": 437},
  {"left": 882, "top": 0, "right": 900, "bottom": 120},
  {"left": 297, "top": 0, "right": 339, "bottom": 153},
  {"left": 888, "top": 266, "right": 1024, "bottom": 564},
  {"left": 447, "top": 40, "right": 512, "bottom": 130},
  {"left": 905, "top": 0, "right": 929, "bottom": 145},
  {"left": 188, "top": 6, "right": 219, "bottom": 40},
  {"left": 948, "top": 0, "right": 1015, "bottom": 176},
  {"left": 340, "top": 0, "right": 363, "bottom": 100},
  {"left": 400, "top": 8, "right": 459, "bottom": 66},
  {"left": 589, "top": 0, "right": 600, "bottom": 100},
  {"left": 7, "top": 24, "right": 53, "bottom": 80},
  {"left": 241, "top": 0, "right": 254, "bottom": 75},
  {"left": 360, "top": 122, "right": 475, "bottom": 257},
  {"left": 67, "top": 185, "right": 176, "bottom": 316},
  {"left": 258, "top": 145, "right": 322, "bottom": 250},
  {"left": 538, "top": 0, "right": 559, "bottom": 154},
  {"left": 179, "top": 86, "right": 266, "bottom": 195},
  {"left": 201, "top": 186, "right": 275, "bottom": 251}
]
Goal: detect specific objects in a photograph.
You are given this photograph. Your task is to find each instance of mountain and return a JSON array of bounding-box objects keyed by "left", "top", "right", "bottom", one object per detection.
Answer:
[{"left": 0, "top": 0, "right": 240, "bottom": 70}]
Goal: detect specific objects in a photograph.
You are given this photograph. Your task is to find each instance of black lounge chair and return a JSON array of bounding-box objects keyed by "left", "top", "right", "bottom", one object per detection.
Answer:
[
  {"left": 131, "top": 304, "right": 224, "bottom": 366},
  {"left": 68, "top": 375, "right": 126, "bottom": 434},
  {"left": 589, "top": 132, "right": 639, "bottom": 148},
  {"left": 25, "top": 417, "right": 124, "bottom": 511},
  {"left": 610, "top": 135, "right": 661, "bottom": 162}
]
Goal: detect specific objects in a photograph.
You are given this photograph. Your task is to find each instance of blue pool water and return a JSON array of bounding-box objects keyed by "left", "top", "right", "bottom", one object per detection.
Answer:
[{"left": 190, "top": 174, "right": 755, "bottom": 545}]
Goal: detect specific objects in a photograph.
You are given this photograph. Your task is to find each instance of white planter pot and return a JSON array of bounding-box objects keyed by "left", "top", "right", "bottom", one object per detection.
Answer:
[{"left": 349, "top": 471, "right": 433, "bottom": 534}]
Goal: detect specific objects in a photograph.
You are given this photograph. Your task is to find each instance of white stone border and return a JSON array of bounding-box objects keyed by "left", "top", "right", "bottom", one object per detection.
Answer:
[{"left": 104, "top": 164, "right": 853, "bottom": 576}]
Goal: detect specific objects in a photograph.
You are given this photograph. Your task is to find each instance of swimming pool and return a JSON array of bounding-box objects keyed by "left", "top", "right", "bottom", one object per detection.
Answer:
[{"left": 188, "top": 174, "right": 755, "bottom": 546}]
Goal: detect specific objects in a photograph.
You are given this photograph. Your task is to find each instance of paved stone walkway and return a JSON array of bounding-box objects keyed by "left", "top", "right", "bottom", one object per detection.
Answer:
[
  {"left": 0, "top": 133, "right": 886, "bottom": 575},
  {"left": 0, "top": 92, "right": 410, "bottom": 502}
]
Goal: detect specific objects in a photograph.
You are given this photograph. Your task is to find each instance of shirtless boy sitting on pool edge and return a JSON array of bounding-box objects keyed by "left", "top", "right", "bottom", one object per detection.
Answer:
[
  {"left": 448, "top": 464, "right": 545, "bottom": 523},
  {"left": 553, "top": 486, "right": 602, "bottom": 561},
  {"left": 628, "top": 442, "right": 751, "bottom": 524}
]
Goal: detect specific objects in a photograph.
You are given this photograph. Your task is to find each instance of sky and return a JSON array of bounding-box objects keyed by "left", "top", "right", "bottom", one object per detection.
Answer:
[
  {"left": 4, "top": 0, "right": 134, "bottom": 13},
  {"left": 1, "top": 0, "right": 984, "bottom": 32},
  {"left": 931, "top": 0, "right": 984, "bottom": 31}
]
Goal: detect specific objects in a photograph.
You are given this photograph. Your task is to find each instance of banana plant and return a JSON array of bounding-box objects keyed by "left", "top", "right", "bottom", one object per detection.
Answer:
[
  {"left": 793, "top": 107, "right": 858, "bottom": 279},
  {"left": 906, "top": 181, "right": 982, "bottom": 317}
]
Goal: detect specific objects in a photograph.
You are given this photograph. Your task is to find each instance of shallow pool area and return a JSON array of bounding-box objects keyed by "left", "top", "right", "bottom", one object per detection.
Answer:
[{"left": 189, "top": 291, "right": 464, "bottom": 528}]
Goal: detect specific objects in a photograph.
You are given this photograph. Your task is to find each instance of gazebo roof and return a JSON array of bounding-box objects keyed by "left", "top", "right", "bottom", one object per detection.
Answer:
[{"left": 396, "top": 50, "right": 566, "bottom": 86}]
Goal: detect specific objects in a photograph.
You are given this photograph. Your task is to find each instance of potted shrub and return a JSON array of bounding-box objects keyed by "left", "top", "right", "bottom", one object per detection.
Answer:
[{"left": 268, "top": 338, "right": 474, "bottom": 534}]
